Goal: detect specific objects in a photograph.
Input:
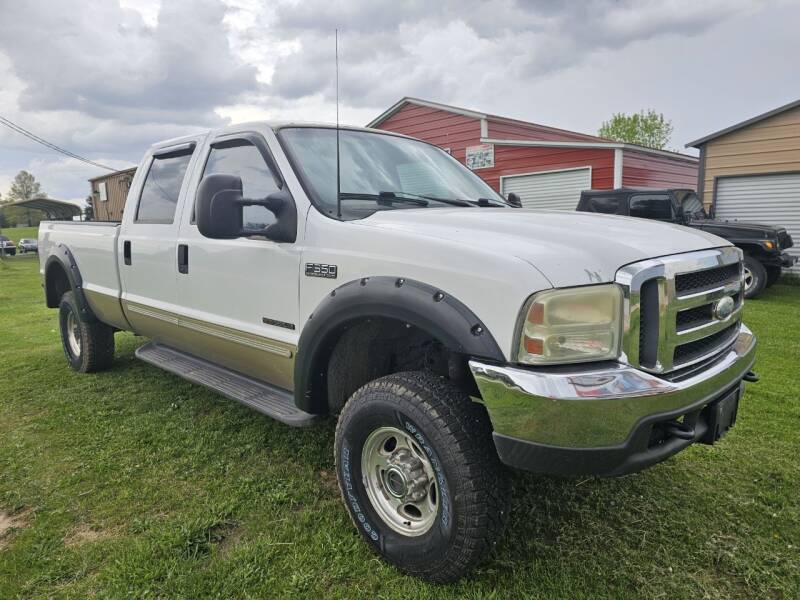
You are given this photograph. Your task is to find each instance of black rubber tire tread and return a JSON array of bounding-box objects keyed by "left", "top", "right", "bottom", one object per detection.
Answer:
[
  {"left": 59, "top": 291, "right": 115, "bottom": 373},
  {"left": 765, "top": 265, "right": 781, "bottom": 288},
  {"left": 335, "top": 370, "right": 510, "bottom": 583},
  {"left": 743, "top": 255, "right": 767, "bottom": 299}
]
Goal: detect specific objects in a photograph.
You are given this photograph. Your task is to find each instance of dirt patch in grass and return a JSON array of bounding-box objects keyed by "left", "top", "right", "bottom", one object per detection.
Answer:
[
  {"left": 216, "top": 525, "right": 246, "bottom": 558},
  {"left": 0, "top": 508, "right": 33, "bottom": 548},
  {"left": 64, "top": 523, "right": 117, "bottom": 546},
  {"left": 317, "top": 469, "right": 339, "bottom": 495}
]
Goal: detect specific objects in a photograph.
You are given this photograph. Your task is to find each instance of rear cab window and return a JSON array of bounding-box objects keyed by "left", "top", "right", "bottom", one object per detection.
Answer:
[
  {"left": 135, "top": 146, "right": 195, "bottom": 224},
  {"left": 628, "top": 194, "right": 674, "bottom": 221}
]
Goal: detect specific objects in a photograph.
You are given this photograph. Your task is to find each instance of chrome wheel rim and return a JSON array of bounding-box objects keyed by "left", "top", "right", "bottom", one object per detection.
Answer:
[
  {"left": 66, "top": 311, "right": 81, "bottom": 357},
  {"left": 361, "top": 426, "right": 438, "bottom": 537},
  {"left": 744, "top": 266, "right": 754, "bottom": 291}
]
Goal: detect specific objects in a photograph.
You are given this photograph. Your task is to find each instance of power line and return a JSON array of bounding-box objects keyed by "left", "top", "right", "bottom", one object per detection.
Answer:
[{"left": 0, "top": 115, "right": 118, "bottom": 171}]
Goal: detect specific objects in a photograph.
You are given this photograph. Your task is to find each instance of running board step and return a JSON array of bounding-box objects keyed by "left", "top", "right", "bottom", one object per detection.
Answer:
[{"left": 135, "top": 342, "right": 320, "bottom": 427}]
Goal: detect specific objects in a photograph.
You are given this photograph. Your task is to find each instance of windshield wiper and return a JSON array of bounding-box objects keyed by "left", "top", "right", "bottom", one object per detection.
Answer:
[
  {"left": 405, "top": 192, "right": 504, "bottom": 207},
  {"left": 338, "top": 191, "right": 428, "bottom": 206},
  {"left": 379, "top": 191, "right": 477, "bottom": 207},
  {"left": 338, "top": 190, "right": 502, "bottom": 208}
]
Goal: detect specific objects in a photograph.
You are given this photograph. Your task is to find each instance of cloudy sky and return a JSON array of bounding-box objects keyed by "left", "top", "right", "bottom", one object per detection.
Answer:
[{"left": 0, "top": 0, "right": 798, "bottom": 204}]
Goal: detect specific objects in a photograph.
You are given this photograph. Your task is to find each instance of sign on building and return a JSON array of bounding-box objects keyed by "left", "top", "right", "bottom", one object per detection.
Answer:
[{"left": 465, "top": 143, "right": 494, "bottom": 170}]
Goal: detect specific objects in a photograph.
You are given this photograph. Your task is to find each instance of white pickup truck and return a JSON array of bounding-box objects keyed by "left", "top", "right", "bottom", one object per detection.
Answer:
[{"left": 38, "top": 122, "right": 757, "bottom": 582}]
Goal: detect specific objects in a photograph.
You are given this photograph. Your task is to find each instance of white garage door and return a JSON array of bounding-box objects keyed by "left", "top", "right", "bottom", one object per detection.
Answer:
[
  {"left": 715, "top": 173, "right": 800, "bottom": 274},
  {"left": 501, "top": 167, "right": 591, "bottom": 211}
]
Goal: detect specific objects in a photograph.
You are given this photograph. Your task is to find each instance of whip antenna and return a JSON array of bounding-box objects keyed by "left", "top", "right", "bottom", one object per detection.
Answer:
[{"left": 335, "top": 29, "right": 342, "bottom": 219}]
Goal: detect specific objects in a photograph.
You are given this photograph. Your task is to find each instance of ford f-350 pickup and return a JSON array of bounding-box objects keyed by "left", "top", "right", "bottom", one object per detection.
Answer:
[{"left": 38, "top": 122, "right": 758, "bottom": 582}]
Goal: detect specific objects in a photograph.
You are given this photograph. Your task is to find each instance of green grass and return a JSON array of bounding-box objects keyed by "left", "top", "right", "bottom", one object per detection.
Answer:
[
  {"left": 0, "top": 258, "right": 798, "bottom": 599},
  {"left": 0, "top": 226, "right": 39, "bottom": 244}
]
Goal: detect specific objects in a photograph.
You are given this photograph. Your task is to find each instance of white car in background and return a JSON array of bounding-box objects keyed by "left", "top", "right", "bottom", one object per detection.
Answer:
[{"left": 17, "top": 238, "right": 38, "bottom": 254}]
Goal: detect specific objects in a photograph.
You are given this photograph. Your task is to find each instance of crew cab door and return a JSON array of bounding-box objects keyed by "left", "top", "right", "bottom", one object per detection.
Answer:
[
  {"left": 119, "top": 141, "right": 201, "bottom": 346},
  {"left": 173, "top": 130, "right": 301, "bottom": 390}
]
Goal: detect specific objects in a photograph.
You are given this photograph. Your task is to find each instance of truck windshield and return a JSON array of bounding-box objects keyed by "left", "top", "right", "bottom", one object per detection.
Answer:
[{"left": 278, "top": 127, "right": 507, "bottom": 220}]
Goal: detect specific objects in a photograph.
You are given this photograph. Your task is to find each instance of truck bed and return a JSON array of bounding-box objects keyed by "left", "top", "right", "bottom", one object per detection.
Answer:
[{"left": 38, "top": 220, "right": 123, "bottom": 304}]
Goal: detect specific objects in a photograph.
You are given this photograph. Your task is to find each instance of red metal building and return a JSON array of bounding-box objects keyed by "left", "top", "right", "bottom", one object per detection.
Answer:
[{"left": 368, "top": 98, "right": 698, "bottom": 210}]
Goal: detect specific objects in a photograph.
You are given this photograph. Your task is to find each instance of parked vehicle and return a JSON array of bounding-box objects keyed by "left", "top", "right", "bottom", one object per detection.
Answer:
[
  {"left": 17, "top": 238, "right": 38, "bottom": 254},
  {"left": 38, "top": 123, "right": 758, "bottom": 582},
  {"left": 576, "top": 188, "right": 796, "bottom": 298},
  {"left": 0, "top": 235, "right": 17, "bottom": 256}
]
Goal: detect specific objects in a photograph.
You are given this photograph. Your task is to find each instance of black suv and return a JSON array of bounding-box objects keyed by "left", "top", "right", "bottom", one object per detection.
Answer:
[{"left": 577, "top": 188, "right": 796, "bottom": 298}]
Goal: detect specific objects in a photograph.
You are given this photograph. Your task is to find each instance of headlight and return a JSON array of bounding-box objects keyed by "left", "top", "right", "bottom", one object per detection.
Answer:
[{"left": 517, "top": 284, "right": 623, "bottom": 365}]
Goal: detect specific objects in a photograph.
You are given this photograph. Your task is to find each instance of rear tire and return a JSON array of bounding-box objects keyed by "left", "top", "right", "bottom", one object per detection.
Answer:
[
  {"left": 743, "top": 256, "right": 767, "bottom": 299},
  {"left": 334, "top": 371, "right": 510, "bottom": 583},
  {"left": 765, "top": 266, "right": 781, "bottom": 288},
  {"left": 59, "top": 291, "right": 115, "bottom": 373}
]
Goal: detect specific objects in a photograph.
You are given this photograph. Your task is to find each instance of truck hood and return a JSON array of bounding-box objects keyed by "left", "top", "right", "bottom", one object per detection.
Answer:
[
  {"left": 359, "top": 208, "right": 728, "bottom": 287},
  {"left": 691, "top": 218, "right": 783, "bottom": 238}
]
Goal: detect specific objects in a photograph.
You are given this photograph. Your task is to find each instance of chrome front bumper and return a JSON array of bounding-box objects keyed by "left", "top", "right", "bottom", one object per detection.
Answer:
[{"left": 469, "top": 325, "right": 757, "bottom": 474}]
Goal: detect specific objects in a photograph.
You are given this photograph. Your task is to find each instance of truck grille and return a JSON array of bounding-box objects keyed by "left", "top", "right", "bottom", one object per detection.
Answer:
[
  {"left": 616, "top": 247, "right": 744, "bottom": 374},
  {"left": 673, "top": 322, "right": 739, "bottom": 365},
  {"left": 675, "top": 263, "right": 740, "bottom": 294},
  {"left": 778, "top": 230, "right": 793, "bottom": 250}
]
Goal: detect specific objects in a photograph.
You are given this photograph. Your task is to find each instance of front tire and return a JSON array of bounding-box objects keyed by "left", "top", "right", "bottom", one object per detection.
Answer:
[
  {"left": 743, "top": 256, "right": 767, "bottom": 299},
  {"left": 334, "top": 371, "right": 510, "bottom": 583},
  {"left": 59, "top": 291, "right": 115, "bottom": 373}
]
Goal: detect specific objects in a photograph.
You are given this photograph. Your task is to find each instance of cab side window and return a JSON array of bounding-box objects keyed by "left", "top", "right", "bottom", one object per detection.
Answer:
[
  {"left": 629, "top": 194, "right": 674, "bottom": 221},
  {"left": 200, "top": 140, "right": 280, "bottom": 229},
  {"left": 135, "top": 149, "right": 194, "bottom": 224}
]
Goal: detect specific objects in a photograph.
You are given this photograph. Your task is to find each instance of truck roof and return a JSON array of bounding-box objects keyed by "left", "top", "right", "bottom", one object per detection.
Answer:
[
  {"left": 580, "top": 187, "right": 694, "bottom": 196},
  {"left": 150, "top": 121, "right": 412, "bottom": 152}
]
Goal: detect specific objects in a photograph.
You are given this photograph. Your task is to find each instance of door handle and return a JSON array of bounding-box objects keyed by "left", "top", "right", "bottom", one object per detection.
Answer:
[
  {"left": 177, "top": 244, "right": 189, "bottom": 274},
  {"left": 123, "top": 240, "right": 131, "bottom": 265}
]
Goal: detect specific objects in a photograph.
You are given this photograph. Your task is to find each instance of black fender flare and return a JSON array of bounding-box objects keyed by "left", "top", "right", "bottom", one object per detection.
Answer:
[
  {"left": 44, "top": 244, "right": 97, "bottom": 322},
  {"left": 293, "top": 276, "right": 505, "bottom": 413}
]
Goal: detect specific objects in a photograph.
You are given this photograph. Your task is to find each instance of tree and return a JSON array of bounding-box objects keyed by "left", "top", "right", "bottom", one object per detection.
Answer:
[
  {"left": 6, "top": 170, "right": 47, "bottom": 227},
  {"left": 598, "top": 110, "right": 673, "bottom": 150},
  {"left": 8, "top": 170, "right": 46, "bottom": 203},
  {"left": 83, "top": 196, "right": 94, "bottom": 221}
]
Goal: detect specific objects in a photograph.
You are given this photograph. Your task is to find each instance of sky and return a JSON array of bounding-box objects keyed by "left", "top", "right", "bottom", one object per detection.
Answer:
[{"left": 0, "top": 0, "right": 798, "bottom": 205}]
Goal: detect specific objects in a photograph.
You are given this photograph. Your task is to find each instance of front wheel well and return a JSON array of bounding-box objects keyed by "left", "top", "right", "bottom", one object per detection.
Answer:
[
  {"left": 323, "top": 317, "right": 478, "bottom": 415},
  {"left": 736, "top": 243, "right": 769, "bottom": 260}
]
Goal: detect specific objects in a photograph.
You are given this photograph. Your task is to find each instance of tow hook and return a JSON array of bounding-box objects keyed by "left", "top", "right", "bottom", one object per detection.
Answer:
[
  {"left": 663, "top": 420, "right": 695, "bottom": 441},
  {"left": 743, "top": 371, "right": 759, "bottom": 383}
]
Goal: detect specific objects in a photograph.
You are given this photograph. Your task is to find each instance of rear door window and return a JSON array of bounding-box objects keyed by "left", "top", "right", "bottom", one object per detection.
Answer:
[
  {"left": 629, "top": 194, "right": 674, "bottom": 221},
  {"left": 135, "top": 149, "right": 194, "bottom": 224}
]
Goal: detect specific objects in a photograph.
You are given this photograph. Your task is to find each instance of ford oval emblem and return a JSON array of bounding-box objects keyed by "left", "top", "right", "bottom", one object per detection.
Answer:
[{"left": 713, "top": 296, "right": 735, "bottom": 320}]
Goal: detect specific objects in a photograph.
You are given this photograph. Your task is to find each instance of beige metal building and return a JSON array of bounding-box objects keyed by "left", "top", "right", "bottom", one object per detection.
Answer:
[
  {"left": 688, "top": 98, "right": 800, "bottom": 273},
  {"left": 89, "top": 167, "right": 137, "bottom": 221}
]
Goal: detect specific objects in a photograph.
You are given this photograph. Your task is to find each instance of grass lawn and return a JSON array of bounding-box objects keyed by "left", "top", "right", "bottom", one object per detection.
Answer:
[{"left": 0, "top": 254, "right": 798, "bottom": 599}]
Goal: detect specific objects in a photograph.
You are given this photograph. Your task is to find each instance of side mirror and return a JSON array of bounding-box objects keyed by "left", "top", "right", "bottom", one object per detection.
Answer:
[
  {"left": 507, "top": 192, "right": 522, "bottom": 208},
  {"left": 196, "top": 173, "right": 297, "bottom": 243}
]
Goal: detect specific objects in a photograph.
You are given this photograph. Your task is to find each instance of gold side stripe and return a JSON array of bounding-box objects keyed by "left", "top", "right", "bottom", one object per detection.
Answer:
[{"left": 126, "top": 302, "right": 293, "bottom": 358}]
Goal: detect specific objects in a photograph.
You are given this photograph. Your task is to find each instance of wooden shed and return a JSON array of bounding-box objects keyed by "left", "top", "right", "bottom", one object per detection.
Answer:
[
  {"left": 369, "top": 98, "right": 698, "bottom": 211},
  {"left": 88, "top": 167, "right": 136, "bottom": 222}
]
